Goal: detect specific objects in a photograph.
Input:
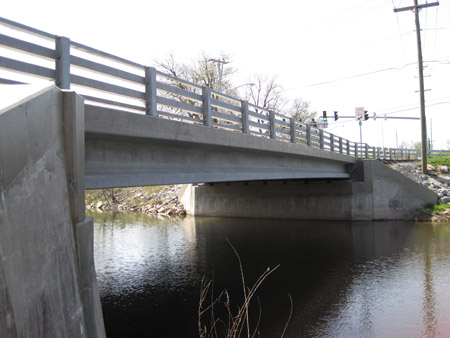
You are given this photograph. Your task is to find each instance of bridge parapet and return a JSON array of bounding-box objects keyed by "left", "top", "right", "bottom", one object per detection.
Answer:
[{"left": 0, "top": 16, "right": 430, "bottom": 162}]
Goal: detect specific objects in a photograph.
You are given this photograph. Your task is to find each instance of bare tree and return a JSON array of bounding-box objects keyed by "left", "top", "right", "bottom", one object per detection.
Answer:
[
  {"left": 156, "top": 54, "right": 188, "bottom": 79},
  {"left": 243, "top": 74, "right": 287, "bottom": 113},
  {"left": 155, "top": 52, "right": 235, "bottom": 94},
  {"left": 289, "top": 98, "right": 317, "bottom": 123}
]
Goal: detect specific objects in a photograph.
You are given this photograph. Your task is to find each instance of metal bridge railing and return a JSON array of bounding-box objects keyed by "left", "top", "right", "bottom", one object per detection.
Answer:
[{"left": 1, "top": 17, "right": 443, "bottom": 161}]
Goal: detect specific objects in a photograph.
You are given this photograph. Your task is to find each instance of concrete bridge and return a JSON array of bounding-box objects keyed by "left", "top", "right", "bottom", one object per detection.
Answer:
[{"left": 0, "top": 17, "right": 437, "bottom": 338}]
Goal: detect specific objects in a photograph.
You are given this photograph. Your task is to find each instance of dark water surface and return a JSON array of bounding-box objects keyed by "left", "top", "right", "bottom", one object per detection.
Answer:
[{"left": 90, "top": 211, "right": 450, "bottom": 338}]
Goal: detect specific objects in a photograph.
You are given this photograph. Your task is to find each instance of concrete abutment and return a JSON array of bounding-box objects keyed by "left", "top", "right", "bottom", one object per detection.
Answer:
[
  {"left": 0, "top": 86, "right": 105, "bottom": 338},
  {"left": 180, "top": 160, "right": 437, "bottom": 221}
]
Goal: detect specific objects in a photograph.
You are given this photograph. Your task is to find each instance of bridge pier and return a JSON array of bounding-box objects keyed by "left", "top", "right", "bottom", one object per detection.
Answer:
[{"left": 180, "top": 160, "right": 437, "bottom": 221}]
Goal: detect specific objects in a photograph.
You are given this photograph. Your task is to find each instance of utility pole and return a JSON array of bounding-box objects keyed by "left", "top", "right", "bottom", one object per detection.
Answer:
[
  {"left": 207, "top": 58, "right": 230, "bottom": 93},
  {"left": 394, "top": 1, "right": 439, "bottom": 174}
]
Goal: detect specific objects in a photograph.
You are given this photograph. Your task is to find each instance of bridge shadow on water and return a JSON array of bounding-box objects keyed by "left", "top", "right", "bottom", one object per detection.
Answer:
[{"left": 90, "top": 211, "right": 450, "bottom": 338}]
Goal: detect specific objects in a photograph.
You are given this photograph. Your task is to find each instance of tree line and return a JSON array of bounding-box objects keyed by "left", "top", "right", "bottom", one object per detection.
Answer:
[{"left": 154, "top": 52, "right": 318, "bottom": 124}]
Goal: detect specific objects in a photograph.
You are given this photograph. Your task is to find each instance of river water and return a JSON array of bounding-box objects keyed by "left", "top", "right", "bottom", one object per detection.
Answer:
[{"left": 90, "top": 211, "right": 450, "bottom": 338}]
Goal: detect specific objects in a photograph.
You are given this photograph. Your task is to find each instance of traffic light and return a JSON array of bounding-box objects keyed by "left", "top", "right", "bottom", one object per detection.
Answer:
[
  {"left": 334, "top": 111, "right": 338, "bottom": 121},
  {"left": 323, "top": 111, "right": 327, "bottom": 122},
  {"left": 364, "top": 110, "right": 369, "bottom": 121}
]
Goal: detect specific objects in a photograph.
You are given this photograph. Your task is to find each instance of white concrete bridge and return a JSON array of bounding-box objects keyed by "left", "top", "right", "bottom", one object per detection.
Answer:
[{"left": 0, "top": 17, "right": 438, "bottom": 338}]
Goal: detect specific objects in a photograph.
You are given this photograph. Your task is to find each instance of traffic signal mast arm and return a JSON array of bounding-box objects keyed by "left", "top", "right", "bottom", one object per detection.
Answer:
[{"left": 330, "top": 114, "right": 420, "bottom": 120}]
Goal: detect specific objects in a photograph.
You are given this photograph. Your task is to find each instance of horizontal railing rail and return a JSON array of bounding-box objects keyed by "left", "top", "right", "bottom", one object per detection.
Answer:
[{"left": 1, "top": 17, "right": 446, "bottom": 162}]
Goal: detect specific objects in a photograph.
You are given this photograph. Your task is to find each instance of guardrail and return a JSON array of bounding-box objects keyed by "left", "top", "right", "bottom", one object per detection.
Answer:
[{"left": 1, "top": 17, "right": 445, "bottom": 162}]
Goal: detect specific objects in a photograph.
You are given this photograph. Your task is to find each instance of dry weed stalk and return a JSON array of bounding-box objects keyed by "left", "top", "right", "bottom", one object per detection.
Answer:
[{"left": 198, "top": 238, "right": 293, "bottom": 338}]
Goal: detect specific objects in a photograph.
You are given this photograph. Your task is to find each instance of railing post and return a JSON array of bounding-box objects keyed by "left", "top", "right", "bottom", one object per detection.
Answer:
[
  {"left": 365, "top": 144, "right": 368, "bottom": 159},
  {"left": 319, "top": 129, "right": 324, "bottom": 149},
  {"left": 339, "top": 137, "right": 343, "bottom": 154},
  {"left": 55, "top": 36, "right": 70, "bottom": 89},
  {"left": 290, "top": 118, "right": 296, "bottom": 143},
  {"left": 269, "top": 111, "right": 276, "bottom": 139},
  {"left": 202, "top": 86, "right": 212, "bottom": 127},
  {"left": 306, "top": 124, "right": 312, "bottom": 146},
  {"left": 330, "top": 134, "right": 335, "bottom": 152},
  {"left": 241, "top": 100, "right": 249, "bottom": 134},
  {"left": 145, "top": 67, "right": 158, "bottom": 117},
  {"left": 377, "top": 147, "right": 380, "bottom": 159},
  {"left": 346, "top": 140, "right": 350, "bottom": 156}
]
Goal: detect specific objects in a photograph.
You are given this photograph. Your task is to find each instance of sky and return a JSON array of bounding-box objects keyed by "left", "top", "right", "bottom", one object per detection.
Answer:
[{"left": 2, "top": 0, "right": 450, "bottom": 149}]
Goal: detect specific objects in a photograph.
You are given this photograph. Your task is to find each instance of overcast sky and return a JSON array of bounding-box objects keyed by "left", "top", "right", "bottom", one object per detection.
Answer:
[{"left": 2, "top": 0, "right": 450, "bottom": 149}]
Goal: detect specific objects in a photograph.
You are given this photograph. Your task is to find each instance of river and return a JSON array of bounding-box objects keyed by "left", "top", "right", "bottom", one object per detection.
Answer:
[{"left": 90, "top": 211, "right": 450, "bottom": 337}]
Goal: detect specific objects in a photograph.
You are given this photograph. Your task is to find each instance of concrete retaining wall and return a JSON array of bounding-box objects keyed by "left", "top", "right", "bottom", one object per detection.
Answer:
[
  {"left": 0, "top": 86, "right": 105, "bottom": 338},
  {"left": 180, "top": 160, "right": 437, "bottom": 221}
]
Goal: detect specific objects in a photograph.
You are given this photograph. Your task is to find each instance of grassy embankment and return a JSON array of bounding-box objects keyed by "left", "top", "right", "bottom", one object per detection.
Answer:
[
  {"left": 422, "top": 156, "right": 450, "bottom": 221},
  {"left": 428, "top": 155, "right": 450, "bottom": 168}
]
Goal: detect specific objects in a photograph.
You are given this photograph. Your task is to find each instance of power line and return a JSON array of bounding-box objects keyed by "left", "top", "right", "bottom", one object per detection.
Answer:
[
  {"left": 304, "top": 57, "right": 449, "bottom": 88},
  {"left": 305, "top": 62, "right": 417, "bottom": 87},
  {"left": 392, "top": 0, "right": 409, "bottom": 63}
]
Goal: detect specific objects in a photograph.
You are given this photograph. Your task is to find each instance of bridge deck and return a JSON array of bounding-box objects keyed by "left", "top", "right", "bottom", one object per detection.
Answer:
[{"left": 85, "top": 105, "right": 357, "bottom": 189}]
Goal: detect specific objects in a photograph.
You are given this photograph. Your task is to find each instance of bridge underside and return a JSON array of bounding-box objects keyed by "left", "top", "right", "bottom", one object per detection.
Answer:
[{"left": 85, "top": 106, "right": 356, "bottom": 189}]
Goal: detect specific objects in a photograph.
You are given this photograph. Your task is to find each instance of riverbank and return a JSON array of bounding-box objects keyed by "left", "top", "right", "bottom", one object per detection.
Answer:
[
  {"left": 388, "top": 161, "right": 450, "bottom": 222},
  {"left": 86, "top": 185, "right": 186, "bottom": 216}
]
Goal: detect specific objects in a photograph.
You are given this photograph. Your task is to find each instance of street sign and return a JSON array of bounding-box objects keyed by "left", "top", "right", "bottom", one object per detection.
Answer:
[{"left": 355, "top": 107, "right": 364, "bottom": 121}]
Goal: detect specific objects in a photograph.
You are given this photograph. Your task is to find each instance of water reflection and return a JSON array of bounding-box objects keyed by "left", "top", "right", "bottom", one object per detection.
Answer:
[{"left": 90, "top": 211, "right": 450, "bottom": 338}]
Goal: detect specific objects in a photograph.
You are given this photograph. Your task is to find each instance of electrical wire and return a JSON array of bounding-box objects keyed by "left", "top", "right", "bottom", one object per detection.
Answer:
[
  {"left": 305, "top": 62, "right": 417, "bottom": 87},
  {"left": 304, "top": 58, "right": 449, "bottom": 88},
  {"left": 392, "top": 0, "right": 409, "bottom": 64},
  {"left": 433, "top": 6, "right": 439, "bottom": 71}
]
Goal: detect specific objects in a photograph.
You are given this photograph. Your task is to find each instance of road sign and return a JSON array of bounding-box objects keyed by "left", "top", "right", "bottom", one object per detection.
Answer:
[{"left": 355, "top": 107, "right": 364, "bottom": 121}]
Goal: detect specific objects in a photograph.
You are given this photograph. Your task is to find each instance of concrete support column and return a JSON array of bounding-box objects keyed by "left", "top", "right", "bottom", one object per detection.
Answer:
[
  {"left": 145, "top": 67, "right": 157, "bottom": 117},
  {"left": 319, "top": 129, "right": 324, "bottom": 149},
  {"left": 55, "top": 36, "right": 70, "bottom": 89},
  {"left": 202, "top": 87, "right": 212, "bottom": 127},
  {"left": 269, "top": 110, "right": 276, "bottom": 139},
  {"left": 290, "top": 117, "right": 296, "bottom": 143},
  {"left": 306, "top": 124, "right": 312, "bottom": 147},
  {"left": 241, "top": 100, "right": 249, "bottom": 134}
]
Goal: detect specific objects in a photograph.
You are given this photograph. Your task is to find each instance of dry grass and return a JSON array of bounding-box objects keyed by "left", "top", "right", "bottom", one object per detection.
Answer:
[{"left": 198, "top": 238, "right": 292, "bottom": 338}]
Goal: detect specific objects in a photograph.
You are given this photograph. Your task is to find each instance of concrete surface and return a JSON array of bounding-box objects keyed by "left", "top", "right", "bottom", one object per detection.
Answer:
[
  {"left": 0, "top": 84, "right": 438, "bottom": 338},
  {"left": 0, "top": 86, "right": 105, "bottom": 338},
  {"left": 180, "top": 160, "right": 437, "bottom": 221},
  {"left": 84, "top": 105, "right": 357, "bottom": 189}
]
